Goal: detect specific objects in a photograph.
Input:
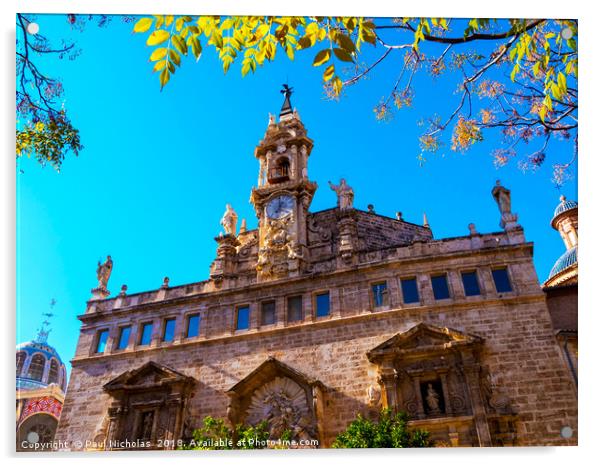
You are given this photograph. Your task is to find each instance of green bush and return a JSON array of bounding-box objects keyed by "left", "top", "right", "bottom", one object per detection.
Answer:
[
  {"left": 332, "top": 409, "right": 432, "bottom": 448},
  {"left": 179, "top": 416, "right": 277, "bottom": 450}
]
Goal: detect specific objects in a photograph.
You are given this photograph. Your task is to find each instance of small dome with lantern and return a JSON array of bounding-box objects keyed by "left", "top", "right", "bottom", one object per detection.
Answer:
[{"left": 16, "top": 303, "right": 67, "bottom": 393}]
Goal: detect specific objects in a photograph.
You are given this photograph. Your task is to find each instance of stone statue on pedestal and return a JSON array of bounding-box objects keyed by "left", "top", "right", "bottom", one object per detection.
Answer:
[
  {"left": 426, "top": 383, "right": 441, "bottom": 415},
  {"left": 491, "top": 180, "right": 519, "bottom": 230},
  {"left": 91, "top": 255, "right": 113, "bottom": 300},
  {"left": 220, "top": 204, "right": 238, "bottom": 236},
  {"left": 96, "top": 256, "right": 113, "bottom": 290},
  {"left": 329, "top": 178, "right": 354, "bottom": 210}
]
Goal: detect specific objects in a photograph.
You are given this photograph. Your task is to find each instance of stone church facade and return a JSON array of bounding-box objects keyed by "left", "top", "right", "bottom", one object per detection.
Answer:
[{"left": 55, "top": 93, "right": 577, "bottom": 449}]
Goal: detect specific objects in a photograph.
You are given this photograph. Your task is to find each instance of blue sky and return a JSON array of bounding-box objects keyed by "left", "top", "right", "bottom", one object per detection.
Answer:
[{"left": 16, "top": 15, "right": 577, "bottom": 375}]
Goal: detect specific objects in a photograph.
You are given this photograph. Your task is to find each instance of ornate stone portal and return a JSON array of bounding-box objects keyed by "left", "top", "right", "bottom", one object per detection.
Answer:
[
  {"left": 101, "top": 362, "right": 195, "bottom": 450},
  {"left": 227, "top": 358, "right": 324, "bottom": 447},
  {"left": 367, "top": 323, "right": 517, "bottom": 447}
]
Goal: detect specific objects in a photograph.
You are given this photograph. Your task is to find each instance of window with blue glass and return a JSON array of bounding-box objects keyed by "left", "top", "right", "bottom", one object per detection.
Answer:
[
  {"left": 401, "top": 278, "right": 420, "bottom": 304},
  {"left": 431, "top": 274, "right": 450, "bottom": 300},
  {"left": 316, "top": 292, "right": 330, "bottom": 317},
  {"left": 139, "top": 322, "right": 153, "bottom": 346},
  {"left": 492, "top": 268, "right": 512, "bottom": 293},
  {"left": 162, "top": 318, "right": 176, "bottom": 342},
  {"left": 186, "top": 314, "right": 200, "bottom": 338},
  {"left": 236, "top": 306, "right": 250, "bottom": 330},
  {"left": 372, "top": 282, "right": 388, "bottom": 307},
  {"left": 95, "top": 329, "right": 109, "bottom": 353},
  {"left": 461, "top": 271, "right": 481, "bottom": 296},
  {"left": 117, "top": 326, "right": 131, "bottom": 350}
]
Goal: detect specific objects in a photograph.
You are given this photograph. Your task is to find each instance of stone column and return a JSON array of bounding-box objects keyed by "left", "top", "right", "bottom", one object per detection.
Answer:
[
  {"left": 378, "top": 364, "right": 398, "bottom": 411},
  {"left": 412, "top": 377, "right": 426, "bottom": 419},
  {"left": 462, "top": 359, "right": 492, "bottom": 446}
]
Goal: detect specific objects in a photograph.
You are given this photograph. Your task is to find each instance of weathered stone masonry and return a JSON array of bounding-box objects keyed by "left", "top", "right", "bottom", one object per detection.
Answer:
[{"left": 55, "top": 93, "right": 577, "bottom": 449}]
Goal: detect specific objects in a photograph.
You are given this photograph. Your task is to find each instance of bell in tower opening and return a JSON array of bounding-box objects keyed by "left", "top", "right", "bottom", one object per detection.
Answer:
[{"left": 251, "top": 85, "right": 318, "bottom": 282}]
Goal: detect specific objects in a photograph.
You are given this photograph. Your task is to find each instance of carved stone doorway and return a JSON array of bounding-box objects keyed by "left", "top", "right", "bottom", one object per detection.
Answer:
[{"left": 101, "top": 361, "right": 196, "bottom": 450}]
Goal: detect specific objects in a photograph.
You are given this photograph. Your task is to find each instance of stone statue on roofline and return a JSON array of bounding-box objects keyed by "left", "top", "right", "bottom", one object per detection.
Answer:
[
  {"left": 221, "top": 204, "right": 238, "bottom": 236},
  {"left": 96, "top": 255, "right": 113, "bottom": 290},
  {"left": 491, "top": 180, "right": 519, "bottom": 231},
  {"left": 91, "top": 255, "right": 113, "bottom": 300},
  {"left": 329, "top": 178, "right": 354, "bottom": 210}
]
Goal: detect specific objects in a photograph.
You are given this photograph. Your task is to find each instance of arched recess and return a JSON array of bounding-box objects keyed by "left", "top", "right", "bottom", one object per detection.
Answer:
[
  {"left": 16, "top": 351, "right": 26, "bottom": 377},
  {"left": 16, "top": 413, "right": 58, "bottom": 451},
  {"left": 27, "top": 354, "right": 46, "bottom": 381},
  {"left": 226, "top": 357, "right": 325, "bottom": 447},
  {"left": 48, "top": 359, "right": 60, "bottom": 385}
]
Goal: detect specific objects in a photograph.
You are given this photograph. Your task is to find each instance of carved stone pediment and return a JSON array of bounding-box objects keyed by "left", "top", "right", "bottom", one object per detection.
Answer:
[
  {"left": 104, "top": 361, "right": 195, "bottom": 393},
  {"left": 226, "top": 357, "right": 325, "bottom": 446},
  {"left": 367, "top": 323, "right": 483, "bottom": 363}
]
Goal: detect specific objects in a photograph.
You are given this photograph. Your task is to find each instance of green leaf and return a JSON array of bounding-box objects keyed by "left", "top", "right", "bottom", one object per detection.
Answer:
[
  {"left": 332, "top": 76, "right": 342, "bottom": 96},
  {"left": 336, "top": 33, "right": 356, "bottom": 53},
  {"left": 153, "top": 60, "right": 167, "bottom": 72},
  {"left": 557, "top": 72, "right": 567, "bottom": 94},
  {"left": 510, "top": 63, "right": 519, "bottom": 82},
  {"left": 169, "top": 49, "right": 181, "bottom": 66},
  {"left": 134, "top": 17, "right": 153, "bottom": 33},
  {"left": 160, "top": 68, "right": 170, "bottom": 89},
  {"left": 312, "top": 49, "right": 331, "bottom": 67},
  {"left": 323, "top": 64, "right": 335, "bottom": 82},
  {"left": 189, "top": 36, "right": 202, "bottom": 60},
  {"left": 147, "top": 29, "right": 170, "bottom": 46},
  {"left": 150, "top": 47, "right": 168, "bottom": 62},
  {"left": 297, "top": 36, "right": 312, "bottom": 49},
  {"left": 172, "top": 35, "right": 188, "bottom": 55},
  {"left": 333, "top": 48, "right": 354, "bottom": 63}
]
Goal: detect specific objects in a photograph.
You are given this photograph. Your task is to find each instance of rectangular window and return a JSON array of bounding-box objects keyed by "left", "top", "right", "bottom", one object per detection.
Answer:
[
  {"left": 261, "top": 301, "right": 276, "bottom": 325},
  {"left": 186, "top": 314, "right": 200, "bottom": 338},
  {"left": 372, "top": 282, "right": 388, "bottom": 307},
  {"left": 95, "top": 329, "right": 109, "bottom": 354},
  {"left": 236, "top": 306, "right": 250, "bottom": 330},
  {"left": 162, "top": 318, "right": 176, "bottom": 342},
  {"left": 461, "top": 271, "right": 481, "bottom": 296},
  {"left": 287, "top": 296, "right": 303, "bottom": 322},
  {"left": 492, "top": 267, "right": 513, "bottom": 293},
  {"left": 316, "top": 292, "right": 330, "bottom": 317},
  {"left": 139, "top": 322, "right": 153, "bottom": 346},
  {"left": 401, "top": 278, "right": 420, "bottom": 304},
  {"left": 117, "top": 326, "right": 131, "bottom": 350},
  {"left": 431, "top": 274, "right": 450, "bottom": 300}
]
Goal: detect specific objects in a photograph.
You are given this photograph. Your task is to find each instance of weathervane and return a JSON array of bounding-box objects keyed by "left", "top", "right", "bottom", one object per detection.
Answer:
[
  {"left": 35, "top": 298, "right": 56, "bottom": 344},
  {"left": 279, "top": 83, "right": 294, "bottom": 117}
]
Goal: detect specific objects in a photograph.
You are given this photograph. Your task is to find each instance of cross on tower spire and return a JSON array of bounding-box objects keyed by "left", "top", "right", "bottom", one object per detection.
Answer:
[{"left": 280, "top": 83, "right": 294, "bottom": 117}]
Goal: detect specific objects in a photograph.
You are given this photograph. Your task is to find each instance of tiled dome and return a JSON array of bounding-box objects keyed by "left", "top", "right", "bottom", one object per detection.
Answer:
[
  {"left": 548, "top": 246, "right": 578, "bottom": 280},
  {"left": 16, "top": 339, "right": 66, "bottom": 391},
  {"left": 553, "top": 195, "right": 578, "bottom": 219}
]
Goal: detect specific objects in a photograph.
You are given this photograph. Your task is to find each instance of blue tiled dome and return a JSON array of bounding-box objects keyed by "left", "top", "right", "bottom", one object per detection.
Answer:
[
  {"left": 553, "top": 196, "right": 578, "bottom": 218},
  {"left": 16, "top": 339, "right": 67, "bottom": 391},
  {"left": 548, "top": 246, "right": 578, "bottom": 279}
]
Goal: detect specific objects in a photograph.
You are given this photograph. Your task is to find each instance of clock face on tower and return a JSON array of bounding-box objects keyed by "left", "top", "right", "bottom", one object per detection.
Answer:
[{"left": 266, "top": 195, "right": 294, "bottom": 219}]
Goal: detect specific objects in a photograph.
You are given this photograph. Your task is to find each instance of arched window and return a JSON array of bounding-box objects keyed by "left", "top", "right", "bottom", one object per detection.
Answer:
[
  {"left": 48, "top": 359, "right": 59, "bottom": 385},
  {"left": 269, "top": 157, "right": 290, "bottom": 183},
  {"left": 16, "top": 352, "right": 26, "bottom": 377},
  {"left": 27, "top": 354, "right": 46, "bottom": 381}
]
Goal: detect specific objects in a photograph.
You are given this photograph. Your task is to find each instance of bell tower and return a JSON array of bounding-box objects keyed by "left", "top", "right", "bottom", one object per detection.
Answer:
[{"left": 250, "top": 86, "right": 317, "bottom": 282}]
